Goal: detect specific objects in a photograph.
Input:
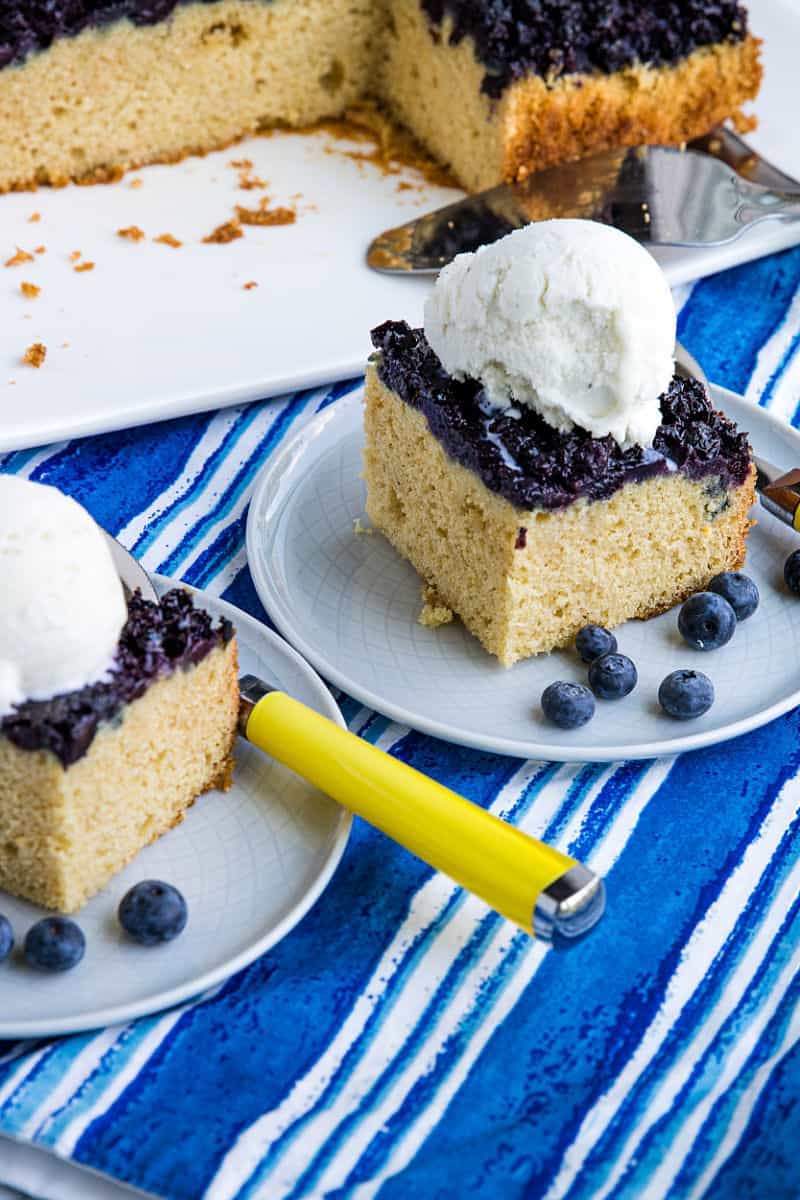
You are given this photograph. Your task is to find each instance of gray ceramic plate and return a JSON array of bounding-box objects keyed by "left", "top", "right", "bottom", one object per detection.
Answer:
[
  {"left": 0, "top": 580, "right": 351, "bottom": 1039},
  {"left": 246, "top": 386, "right": 800, "bottom": 762}
]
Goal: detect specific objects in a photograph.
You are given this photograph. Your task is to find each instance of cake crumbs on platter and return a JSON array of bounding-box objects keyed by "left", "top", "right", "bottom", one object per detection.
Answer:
[
  {"left": 129, "top": 177, "right": 143, "bottom": 188},
  {"left": 69, "top": 250, "right": 81, "bottom": 262},
  {"left": 28, "top": 212, "right": 40, "bottom": 222},
  {"left": 230, "top": 158, "right": 253, "bottom": 169},
  {"left": 310, "top": 101, "right": 456, "bottom": 189},
  {"left": 22, "top": 342, "right": 46, "bottom": 368},
  {"left": 732, "top": 109, "right": 758, "bottom": 134},
  {"left": 243, "top": 281, "right": 258, "bottom": 290},
  {"left": 117, "top": 225, "right": 145, "bottom": 241},
  {"left": 235, "top": 199, "right": 296, "bottom": 227},
  {"left": 353, "top": 517, "right": 373, "bottom": 536},
  {"left": 34, "top": 245, "right": 45, "bottom": 255},
  {"left": 418, "top": 583, "right": 454, "bottom": 628},
  {"left": 154, "top": 233, "right": 182, "bottom": 247},
  {"left": 20, "top": 281, "right": 40, "bottom": 298},
  {"left": 203, "top": 220, "right": 243, "bottom": 244},
  {"left": 5, "top": 247, "right": 34, "bottom": 267},
  {"left": 74, "top": 261, "right": 95, "bottom": 272}
]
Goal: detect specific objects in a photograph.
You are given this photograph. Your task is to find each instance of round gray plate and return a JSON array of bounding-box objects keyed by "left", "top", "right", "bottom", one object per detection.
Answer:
[
  {"left": 0, "top": 580, "right": 351, "bottom": 1039},
  {"left": 247, "top": 386, "right": 800, "bottom": 762}
]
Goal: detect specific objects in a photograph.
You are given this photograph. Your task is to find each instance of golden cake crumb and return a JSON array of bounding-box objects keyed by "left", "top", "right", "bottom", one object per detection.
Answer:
[
  {"left": 23, "top": 342, "right": 46, "bottom": 368},
  {"left": 28, "top": 212, "right": 40, "bottom": 222},
  {"left": 69, "top": 249, "right": 81, "bottom": 262},
  {"left": 129, "top": 178, "right": 143, "bottom": 189},
  {"left": 353, "top": 517, "right": 373, "bottom": 536},
  {"left": 732, "top": 108, "right": 758, "bottom": 133},
  {"left": 34, "top": 245, "right": 45, "bottom": 255},
  {"left": 235, "top": 199, "right": 296, "bottom": 227},
  {"left": 154, "top": 233, "right": 182, "bottom": 247},
  {"left": 418, "top": 583, "right": 454, "bottom": 629},
  {"left": 5, "top": 247, "right": 34, "bottom": 267},
  {"left": 20, "top": 281, "right": 40, "bottom": 298},
  {"left": 230, "top": 158, "right": 253, "bottom": 169},
  {"left": 117, "top": 225, "right": 146, "bottom": 241},
  {"left": 203, "top": 220, "right": 243, "bottom": 244},
  {"left": 243, "top": 280, "right": 258, "bottom": 290},
  {"left": 74, "top": 261, "right": 95, "bottom": 272}
]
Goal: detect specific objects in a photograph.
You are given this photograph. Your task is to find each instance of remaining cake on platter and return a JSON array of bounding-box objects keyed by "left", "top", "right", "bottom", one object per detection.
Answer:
[
  {"left": 0, "top": 0, "right": 761, "bottom": 193},
  {"left": 0, "top": 477, "right": 239, "bottom": 913},
  {"left": 385, "top": 0, "right": 763, "bottom": 192},
  {"left": 363, "top": 221, "right": 756, "bottom": 667}
]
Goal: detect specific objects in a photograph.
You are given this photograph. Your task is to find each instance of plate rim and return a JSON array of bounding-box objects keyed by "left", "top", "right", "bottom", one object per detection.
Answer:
[
  {"left": 0, "top": 580, "right": 352, "bottom": 1040},
  {"left": 246, "top": 384, "right": 800, "bottom": 763}
]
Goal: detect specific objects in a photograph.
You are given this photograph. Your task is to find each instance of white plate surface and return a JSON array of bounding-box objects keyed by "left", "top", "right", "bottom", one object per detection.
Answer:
[
  {"left": 0, "top": 0, "right": 797, "bottom": 452},
  {"left": 0, "top": 580, "right": 351, "bottom": 1039},
  {"left": 247, "top": 385, "right": 800, "bottom": 762}
]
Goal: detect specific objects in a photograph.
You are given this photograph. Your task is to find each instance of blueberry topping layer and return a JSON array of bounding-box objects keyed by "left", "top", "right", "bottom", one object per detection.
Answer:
[
  {"left": 420, "top": 1, "right": 748, "bottom": 98},
  {"left": 1, "top": 588, "right": 234, "bottom": 767},
  {"left": 0, "top": 0, "right": 196, "bottom": 69},
  {"left": 370, "top": 321, "right": 752, "bottom": 512}
]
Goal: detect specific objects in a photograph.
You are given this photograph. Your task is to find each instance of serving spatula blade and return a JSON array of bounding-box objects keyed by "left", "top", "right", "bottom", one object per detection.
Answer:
[{"left": 368, "top": 140, "right": 800, "bottom": 274}]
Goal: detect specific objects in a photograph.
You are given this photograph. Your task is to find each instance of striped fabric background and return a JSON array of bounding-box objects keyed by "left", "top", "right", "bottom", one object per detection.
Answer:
[{"left": 1, "top": 246, "right": 800, "bottom": 1200}]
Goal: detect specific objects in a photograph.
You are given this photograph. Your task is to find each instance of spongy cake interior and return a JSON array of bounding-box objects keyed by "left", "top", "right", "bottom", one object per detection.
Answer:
[
  {"left": 0, "top": 640, "right": 239, "bottom": 913},
  {"left": 364, "top": 366, "right": 756, "bottom": 667}
]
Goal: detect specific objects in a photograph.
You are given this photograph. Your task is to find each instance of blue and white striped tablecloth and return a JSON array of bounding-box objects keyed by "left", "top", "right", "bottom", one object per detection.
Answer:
[{"left": 1, "top": 247, "right": 800, "bottom": 1200}]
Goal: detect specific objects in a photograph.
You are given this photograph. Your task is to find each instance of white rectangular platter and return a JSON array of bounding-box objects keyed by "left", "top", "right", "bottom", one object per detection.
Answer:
[{"left": 0, "top": 0, "right": 796, "bottom": 452}]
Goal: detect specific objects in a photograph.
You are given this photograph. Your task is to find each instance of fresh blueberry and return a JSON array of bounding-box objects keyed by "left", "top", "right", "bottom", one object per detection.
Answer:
[
  {"left": 24, "top": 917, "right": 85, "bottom": 972},
  {"left": 588, "top": 653, "right": 638, "bottom": 700},
  {"left": 785, "top": 550, "right": 800, "bottom": 596},
  {"left": 541, "top": 681, "right": 595, "bottom": 729},
  {"left": 575, "top": 624, "right": 617, "bottom": 663},
  {"left": 678, "top": 592, "right": 736, "bottom": 651},
  {"left": 0, "top": 915, "right": 13, "bottom": 964},
  {"left": 708, "top": 571, "right": 759, "bottom": 621},
  {"left": 658, "top": 670, "right": 715, "bottom": 720},
  {"left": 119, "top": 880, "right": 188, "bottom": 945}
]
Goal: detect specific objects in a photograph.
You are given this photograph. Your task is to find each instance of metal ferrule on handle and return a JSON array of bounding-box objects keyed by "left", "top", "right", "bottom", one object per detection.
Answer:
[{"left": 238, "top": 676, "right": 605, "bottom": 943}]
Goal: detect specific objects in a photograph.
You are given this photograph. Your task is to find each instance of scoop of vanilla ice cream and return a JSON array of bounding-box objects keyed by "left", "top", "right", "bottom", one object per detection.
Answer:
[
  {"left": 424, "top": 219, "right": 677, "bottom": 448},
  {"left": 0, "top": 476, "right": 127, "bottom": 717}
]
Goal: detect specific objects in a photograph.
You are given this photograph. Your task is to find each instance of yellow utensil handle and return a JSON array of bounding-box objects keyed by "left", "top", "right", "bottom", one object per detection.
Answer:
[{"left": 245, "top": 690, "right": 576, "bottom": 934}]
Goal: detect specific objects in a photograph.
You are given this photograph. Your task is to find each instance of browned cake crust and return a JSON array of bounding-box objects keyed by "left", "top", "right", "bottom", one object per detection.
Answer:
[
  {"left": 364, "top": 367, "right": 756, "bottom": 666},
  {"left": 0, "top": 639, "right": 239, "bottom": 912},
  {"left": 0, "top": 0, "right": 761, "bottom": 193}
]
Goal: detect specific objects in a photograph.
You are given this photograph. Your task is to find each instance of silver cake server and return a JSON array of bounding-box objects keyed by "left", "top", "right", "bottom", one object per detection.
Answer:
[{"left": 367, "top": 130, "right": 800, "bottom": 274}]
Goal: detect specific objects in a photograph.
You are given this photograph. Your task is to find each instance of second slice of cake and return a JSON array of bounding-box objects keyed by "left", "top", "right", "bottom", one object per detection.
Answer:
[{"left": 364, "top": 221, "right": 755, "bottom": 667}]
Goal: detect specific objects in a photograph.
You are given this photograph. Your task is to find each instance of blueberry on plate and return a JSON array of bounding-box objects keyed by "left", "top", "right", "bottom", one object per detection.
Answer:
[
  {"left": 785, "top": 550, "right": 800, "bottom": 596},
  {"left": 658, "top": 670, "right": 715, "bottom": 720},
  {"left": 588, "top": 653, "right": 638, "bottom": 700},
  {"left": 575, "top": 624, "right": 617, "bottom": 664},
  {"left": 24, "top": 917, "right": 85, "bottom": 972},
  {"left": 541, "top": 681, "right": 595, "bottom": 730},
  {"left": 708, "top": 571, "right": 759, "bottom": 621},
  {"left": 0, "top": 914, "right": 13, "bottom": 964},
  {"left": 119, "top": 880, "right": 188, "bottom": 946},
  {"left": 678, "top": 592, "right": 736, "bottom": 651}
]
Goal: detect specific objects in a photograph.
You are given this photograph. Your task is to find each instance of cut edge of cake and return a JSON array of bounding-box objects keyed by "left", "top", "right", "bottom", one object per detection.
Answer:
[
  {"left": 0, "top": 0, "right": 762, "bottom": 194},
  {"left": 364, "top": 364, "right": 756, "bottom": 668},
  {"left": 0, "top": 605, "right": 239, "bottom": 914}
]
